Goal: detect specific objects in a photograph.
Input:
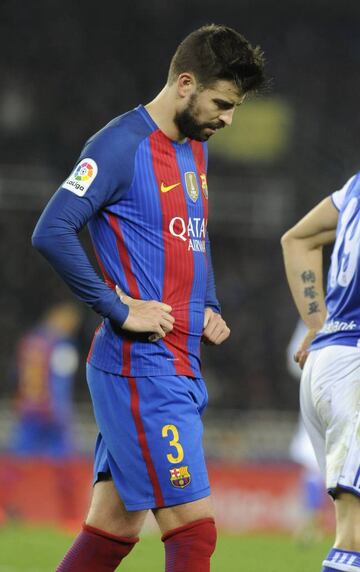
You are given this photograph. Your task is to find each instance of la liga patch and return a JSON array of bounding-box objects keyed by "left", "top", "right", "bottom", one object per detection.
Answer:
[{"left": 62, "top": 158, "right": 98, "bottom": 196}]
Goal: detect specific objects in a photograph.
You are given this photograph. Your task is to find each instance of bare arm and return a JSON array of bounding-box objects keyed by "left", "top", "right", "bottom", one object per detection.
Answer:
[{"left": 281, "top": 196, "right": 338, "bottom": 330}]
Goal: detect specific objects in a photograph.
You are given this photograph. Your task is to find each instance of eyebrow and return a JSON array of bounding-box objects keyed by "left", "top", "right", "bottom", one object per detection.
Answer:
[{"left": 212, "top": 98, "right": 240, "bottom": 110}]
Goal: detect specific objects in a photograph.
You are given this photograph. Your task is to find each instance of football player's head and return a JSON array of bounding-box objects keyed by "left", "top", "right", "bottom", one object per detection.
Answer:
[{"left": 168, "top": 24, "right": 266, "bottom": 141}]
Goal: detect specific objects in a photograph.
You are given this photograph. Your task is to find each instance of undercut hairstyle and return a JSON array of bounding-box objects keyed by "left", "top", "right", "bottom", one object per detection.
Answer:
[{"left": 168, "top": 24, "right": 265, "bottom": 94}]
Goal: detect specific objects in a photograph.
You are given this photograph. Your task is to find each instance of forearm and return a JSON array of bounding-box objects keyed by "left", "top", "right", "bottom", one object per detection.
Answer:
[
  {"left": 205, "top": 232, "right": 221, "bottom": 313},
  {"left": 282, "top": 237, "right": 327, "bottom": 330},
  {"left": 32, "top": 190, "right": 129, "bottom": 326},
  {"left": 205, "top": 272, "right": 221, "bottom": 313},
  {"left": 33, "top": 232, "right": 127, "bottom": 323},
  {"left": 281, "top": 196, "right": 338, "bottom": 330}
]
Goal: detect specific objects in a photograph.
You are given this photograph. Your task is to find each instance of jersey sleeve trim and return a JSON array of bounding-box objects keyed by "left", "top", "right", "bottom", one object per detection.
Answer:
[{"left": 331, "top": 173, "right": 359, "bottom": 211}]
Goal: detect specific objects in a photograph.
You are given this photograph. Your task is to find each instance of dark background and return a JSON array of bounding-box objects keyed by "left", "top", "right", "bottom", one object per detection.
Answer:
[{"left": 1, "top": 0, "right": 360, "bottom": 410}]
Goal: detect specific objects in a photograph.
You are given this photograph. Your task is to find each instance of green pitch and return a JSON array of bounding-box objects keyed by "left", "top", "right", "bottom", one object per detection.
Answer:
[{"left": 0, "top": 524, "right": 331, "bottom": 571}]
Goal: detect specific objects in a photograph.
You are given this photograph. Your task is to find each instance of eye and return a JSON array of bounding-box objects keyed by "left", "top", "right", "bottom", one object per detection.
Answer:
[{"left": 213, "top": 99, "right": 235, "bottom": 111}]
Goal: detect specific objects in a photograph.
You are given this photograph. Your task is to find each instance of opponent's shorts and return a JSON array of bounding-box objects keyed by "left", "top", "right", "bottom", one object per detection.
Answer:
[
  {"left": 289, "top": 416, "right": 320, "bottom": 474},
  {"left": 300, "top": 345, "right": 360, "bottom": 498},
  {"left": 87, "top": 363, "right": 210, "bottom": 511}
]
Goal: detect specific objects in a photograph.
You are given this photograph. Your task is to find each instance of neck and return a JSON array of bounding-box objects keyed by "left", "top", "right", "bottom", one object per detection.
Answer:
[{"left": 145, "top": 86, "right": 186, "bottom": 143}]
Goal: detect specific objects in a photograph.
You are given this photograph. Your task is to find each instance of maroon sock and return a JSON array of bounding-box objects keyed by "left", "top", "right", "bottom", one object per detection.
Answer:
[
  {"left": 56, "top": 523, "right": 139, "bottom": 571},
  {"left": 162, "top": 517, "right": 217, "bottom": 572}
]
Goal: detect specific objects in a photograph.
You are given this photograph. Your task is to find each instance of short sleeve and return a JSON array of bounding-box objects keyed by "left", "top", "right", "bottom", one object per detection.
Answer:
[{"left": 331, "top": 174, "right": 358, "bottom": 211}]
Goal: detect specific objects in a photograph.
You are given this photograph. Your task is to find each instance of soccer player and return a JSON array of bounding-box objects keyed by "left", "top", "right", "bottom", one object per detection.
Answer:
[
  {"left": 32, "top": 25, "right": 265, "bottom": 572},
  {"left": 282, "top": 173, "right": 360, "bottom": 571},
  {"left": 9, "top": 302, "right": 81, "bottom": 527},
  {"left": 11, "top": 301, "right": 81, "bottom": 458}
]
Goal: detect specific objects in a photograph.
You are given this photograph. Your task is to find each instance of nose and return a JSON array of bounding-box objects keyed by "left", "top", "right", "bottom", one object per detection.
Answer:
[{"left": 218, "top": 108, "right": 235, "bottom": 126}]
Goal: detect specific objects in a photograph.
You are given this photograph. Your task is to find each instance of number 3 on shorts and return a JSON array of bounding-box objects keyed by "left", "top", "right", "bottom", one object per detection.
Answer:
[{"left": 162, "top": 424, "right": 184, "bottom": 464}]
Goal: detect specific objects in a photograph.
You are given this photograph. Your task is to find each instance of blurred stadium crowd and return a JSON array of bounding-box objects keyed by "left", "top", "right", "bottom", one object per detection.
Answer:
[{"left": 1, "top": 0, "right": 360, "bottom": 414}]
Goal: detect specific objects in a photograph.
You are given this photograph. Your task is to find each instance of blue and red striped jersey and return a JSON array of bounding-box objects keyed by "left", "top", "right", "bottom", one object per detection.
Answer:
[
  {"left": 15, "top": 326, "right": 78, "bottom": 422},
  {"left": 33, "top": 105, "right": 220, "bottom": 377}
]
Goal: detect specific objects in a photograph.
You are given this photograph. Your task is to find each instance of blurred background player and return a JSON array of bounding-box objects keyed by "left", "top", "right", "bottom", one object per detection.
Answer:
[
  {"left": 282, "top": 173, "right": 360, "bottom": 572},
  {"left": 10, "top": 301, "right": 81, "bottom": 458},
  {"left": 287, "top": 319, "right": 326, "bottom": 544},
  {"left": 7, "top": 301, "right": 82, "bottom": 528}
]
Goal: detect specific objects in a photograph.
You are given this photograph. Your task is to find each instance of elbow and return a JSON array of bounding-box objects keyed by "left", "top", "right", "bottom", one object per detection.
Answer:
[
  {"left": 31, "top": 228, "right": 53, "bottom": 255},
  {"left": 281, "top": 229, "right": 322, "bottom": 254},
  {"left": 280, "top": 228, "right": 295, "bottom": 250},
  {"left": 31, "top": 229, "right": 45, "bottom": 252}
]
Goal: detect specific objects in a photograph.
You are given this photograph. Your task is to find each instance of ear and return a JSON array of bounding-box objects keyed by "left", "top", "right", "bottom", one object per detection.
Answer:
[{"left": 177, "top": 73, "right": 197, "bottom": 98}]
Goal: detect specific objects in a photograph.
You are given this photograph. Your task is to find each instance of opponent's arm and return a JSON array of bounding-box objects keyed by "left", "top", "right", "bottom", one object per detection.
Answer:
[
  {"left": 281, "top": 197, "right": 338, "bottom": 327},
  {"left": 281, "top": 197, "right": 338, "bottom": 364}
]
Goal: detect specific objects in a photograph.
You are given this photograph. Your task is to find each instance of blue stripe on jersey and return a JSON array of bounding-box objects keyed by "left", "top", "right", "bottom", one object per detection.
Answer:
[
  {"left": 111, "top": 137, "right": 165, "bottom": 300},
  {"left": 33, "top": 105, "right": 220, "bottom": 377},
  {"left": 88, "top": 213, "right": 128, "bottom": 289},
  {"left": 108, "top": 137, "right": 177, "bottom": 374},
  {"left": 353, "top": 465, "right": 360, "bottom": 488},
  {"left": 174, "top": 142, "right": 207, "bottom": 373},
  {"left": 87, "top": 213, "right": 128, "bottom": 371}
]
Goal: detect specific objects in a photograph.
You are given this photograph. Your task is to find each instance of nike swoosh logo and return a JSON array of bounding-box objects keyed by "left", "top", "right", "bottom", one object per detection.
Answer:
[{"left": 160, "top": 182, "right": 181, "bottom": 193}]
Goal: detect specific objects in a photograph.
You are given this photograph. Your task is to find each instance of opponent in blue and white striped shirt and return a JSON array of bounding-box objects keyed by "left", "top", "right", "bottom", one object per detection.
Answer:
[{"left": 282, "top": 172, "right": 360, "bottom": 572}]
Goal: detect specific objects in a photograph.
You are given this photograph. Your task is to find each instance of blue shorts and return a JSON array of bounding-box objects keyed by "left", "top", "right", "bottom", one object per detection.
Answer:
[{"left": 87, "top": 363, "right": 210, "bottom": 511}]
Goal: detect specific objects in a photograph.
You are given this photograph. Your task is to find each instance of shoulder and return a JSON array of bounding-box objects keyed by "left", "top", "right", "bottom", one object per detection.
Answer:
[
  {"left": 332, "top": 172, "right": 360, "bottom": 212},
  {"left": 65, "top": 106, "right": 156, "bottom": 197},
  {"left": 83, "top": 106, "right": 155, "bottom": 159}
]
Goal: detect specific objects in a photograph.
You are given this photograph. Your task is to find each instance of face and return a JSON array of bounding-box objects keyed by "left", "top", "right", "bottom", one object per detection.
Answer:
[{"left": 174, "top": 79, "right": 246, "bottom": 142}]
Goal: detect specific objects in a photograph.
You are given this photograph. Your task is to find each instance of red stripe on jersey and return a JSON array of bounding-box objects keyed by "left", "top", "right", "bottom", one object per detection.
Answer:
[
  {"left": 190, "top": 141, "right": 209, "bottom": 221},
  {"left": 87, "top": 322, "right": 103, "bottom": 363},
  {"left": 149, "top": 130, "right": 195, "bottom": 376},
  {"left": 93, "top": 246, "right": 116, "bottom": 290},
  {"left": 108, "top": 214, "right": 141, "bottom": 298},
  {"left": 108, "top": 213, "right": 142, "bottom": 376},
  {"left": 128, "top": 377, "right": 164, "bottom": 508},
  {"left": 17, "top": 335, "right": 52, "bottom": 415},
  {"left": 121, "top": 341, "right": 132, "bottom": 374}
]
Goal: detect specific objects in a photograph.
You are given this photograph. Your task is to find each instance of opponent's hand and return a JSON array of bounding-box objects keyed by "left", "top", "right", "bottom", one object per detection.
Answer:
[
  {"left": 202, "top": 307, "right": 230, "bottom": 345},
  {"left": 116, "top": 286, "right": 174, "bottom": 340},
  {"left": 294, "top": 328, "right": 318, "bottom": 369}
]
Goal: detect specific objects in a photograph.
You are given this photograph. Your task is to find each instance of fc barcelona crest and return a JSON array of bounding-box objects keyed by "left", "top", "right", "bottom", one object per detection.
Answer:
[
  {"left": 185, "top": 172, "right": 199, "bottom": 202},
  {"left": 200, "top": 173, "right": 208, "bottom": 199},
  {"left": 169, "top": 466, "right": 191, "bottom": 488}
]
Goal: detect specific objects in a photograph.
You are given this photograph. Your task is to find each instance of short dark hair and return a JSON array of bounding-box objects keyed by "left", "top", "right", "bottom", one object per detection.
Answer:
[{"left": 168, "top": 24, "right": 265, "bottom": 94}]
